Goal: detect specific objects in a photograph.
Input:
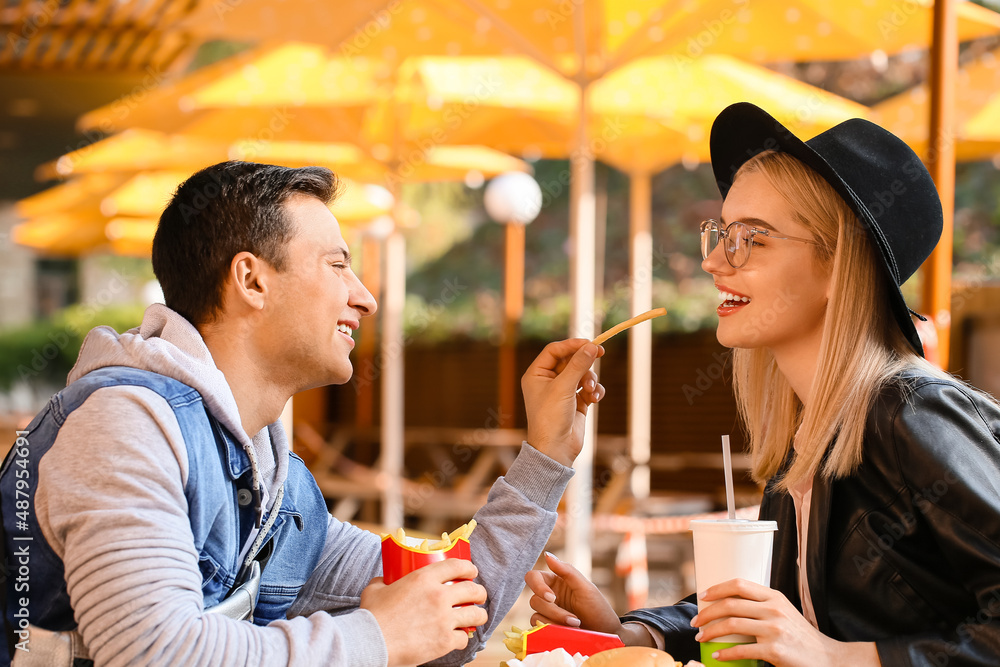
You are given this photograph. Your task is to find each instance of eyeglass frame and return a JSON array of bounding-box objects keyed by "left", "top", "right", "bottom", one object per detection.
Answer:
[{"left": 700, "top": 218, "right": 822, "bottom": 268}]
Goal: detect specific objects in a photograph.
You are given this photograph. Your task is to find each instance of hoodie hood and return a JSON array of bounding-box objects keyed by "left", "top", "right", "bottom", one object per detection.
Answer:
[{"left": 68, "top": 303, "right": 288, "bottom": 512}]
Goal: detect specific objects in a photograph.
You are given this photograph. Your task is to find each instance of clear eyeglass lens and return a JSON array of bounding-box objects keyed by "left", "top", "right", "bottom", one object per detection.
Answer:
[
  {"left": 727, "top": 222, "right": 752, "bottom": 267},
  {"left": 701, "top": 221, "right": 720, "bottom": 260}
]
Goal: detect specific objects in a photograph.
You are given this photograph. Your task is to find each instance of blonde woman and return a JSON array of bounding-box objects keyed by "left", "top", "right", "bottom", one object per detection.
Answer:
[{"left": 524, "top": 103, "right": 1000, "bottom": 667}]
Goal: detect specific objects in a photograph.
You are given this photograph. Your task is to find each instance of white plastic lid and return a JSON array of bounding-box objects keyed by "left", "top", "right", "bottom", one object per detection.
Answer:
[{"left": 689, "top": 519, "right": 778, "bottom": 532}]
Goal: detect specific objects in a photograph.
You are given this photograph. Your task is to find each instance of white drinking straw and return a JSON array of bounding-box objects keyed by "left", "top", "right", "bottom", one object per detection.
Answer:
[{"left": 722, "top": 434, "right": 736, "bottom": 520}]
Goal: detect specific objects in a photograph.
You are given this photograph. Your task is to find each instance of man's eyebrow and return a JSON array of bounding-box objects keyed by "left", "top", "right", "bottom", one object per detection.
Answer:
[
  {"left": 326, "top": 247, "right": 352, "bottom": 263},
  {"left": 720, "top": 216, "right": 777, "bottom": 232}
]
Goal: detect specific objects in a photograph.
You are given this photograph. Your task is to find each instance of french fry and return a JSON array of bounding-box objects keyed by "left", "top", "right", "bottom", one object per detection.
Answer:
[
  {"left": 418, "top": 539, "right": 429, "bottom": 551},
  {"left": 395, "top": 527, "right": 406, "bottom": 543},
  {"left": 591, "top": 307, "right": 667, "bottom": 345}
]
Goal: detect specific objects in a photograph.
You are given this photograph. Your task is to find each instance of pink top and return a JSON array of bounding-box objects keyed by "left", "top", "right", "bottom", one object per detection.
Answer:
[{"left": 789, "top": 475, "right": 820, "bottom": 628}]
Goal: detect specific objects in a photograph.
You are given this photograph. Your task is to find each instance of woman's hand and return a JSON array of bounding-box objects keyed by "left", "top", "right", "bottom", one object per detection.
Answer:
[
  {"left": 524, "top": 552, "right": 654, "bottom": 647},
  {"left": 691, "top": 579, "right": 880, "bottom": 667}
]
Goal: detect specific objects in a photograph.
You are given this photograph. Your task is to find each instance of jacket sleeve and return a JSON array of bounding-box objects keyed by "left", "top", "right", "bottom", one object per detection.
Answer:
[
  {"left": 620, "top": 595, "right": 701, "bottom": 662},
  {"left": 37, "top": 386, "right": 387, "bottom": 667},
  {"left": 874, "top": 380, "right": 1000, "bottom": 667}
]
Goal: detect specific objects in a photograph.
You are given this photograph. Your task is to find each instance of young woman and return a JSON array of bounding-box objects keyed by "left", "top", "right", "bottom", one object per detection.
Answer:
[{"left": 525, "top": 103, "right": 1000, "bottom": 667}]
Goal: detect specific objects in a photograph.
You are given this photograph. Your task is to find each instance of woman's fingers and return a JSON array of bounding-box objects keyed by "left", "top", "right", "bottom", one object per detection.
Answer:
[
  {"left": 524, "top": 569, "right": 558, "bottom": 600},
  {"left": 699, "top": 578, "right": 772, "bottom": 603},
  {"left": 528, "top": 592, "right": 581, "bottom": 627}
]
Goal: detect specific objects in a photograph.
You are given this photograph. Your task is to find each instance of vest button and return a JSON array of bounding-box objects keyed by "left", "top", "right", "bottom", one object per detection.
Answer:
[{"left": 237, "top": 489, "right": 253, "bottom": 507}]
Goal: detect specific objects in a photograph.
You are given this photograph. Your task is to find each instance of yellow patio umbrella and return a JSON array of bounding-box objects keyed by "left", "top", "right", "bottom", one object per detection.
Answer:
[
  {"left": 406, "top": 53, "right": 869, "bottom": 171},
  {"left": 13, "top": 171, "right": 397, "bottom": 256},
  {"left": 12, "top": 211, "right": 112, "bottom": 257},
  {"left": 872, "top": 44, "right": 1000, "bottom": 163},
  {"left": 179, "top": 0, "right": 1000, "bottom": 78}
]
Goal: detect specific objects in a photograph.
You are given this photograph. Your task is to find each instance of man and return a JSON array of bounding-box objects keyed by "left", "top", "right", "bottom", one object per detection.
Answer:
[{"left": 0, "top": 162, "right": 605, "bottom": 666}]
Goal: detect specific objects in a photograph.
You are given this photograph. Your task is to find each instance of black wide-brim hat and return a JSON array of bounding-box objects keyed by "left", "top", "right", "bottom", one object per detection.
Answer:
[{"left": 709, "top": 102, "right": 944, "bottom": 357}]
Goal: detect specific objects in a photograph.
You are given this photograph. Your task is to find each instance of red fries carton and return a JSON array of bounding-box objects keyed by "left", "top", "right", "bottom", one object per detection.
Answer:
[
  {"left": 380, "top": 522, "right": 477, "bottom": 637},
  {"left": 505, "top": 623, "right": 625, "bottom": 660}
]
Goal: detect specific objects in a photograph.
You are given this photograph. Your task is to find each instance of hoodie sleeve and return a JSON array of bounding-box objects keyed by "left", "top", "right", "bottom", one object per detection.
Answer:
[
  {"left": 288, "top": 443, "right": 574, "bottom": 667},
  {"left": 35, "top": 385, "right": 387, "bottom": 667}
]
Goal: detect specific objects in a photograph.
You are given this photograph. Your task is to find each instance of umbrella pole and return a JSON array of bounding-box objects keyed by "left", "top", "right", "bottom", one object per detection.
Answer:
[
  {"left": 381, "top": 229, "right": 406, "bottom": 528},
  {"left": 923, "top": 0, "right": 957, "bottom": 368},
  {"left": 565, "top": 80, "right": 597, "bottom": 579},
  {"left": 500, "top": 221, "right": 525, "bottom": 429},
  {"left": 628, "top": 172, "right": 653, "bottom": 501}
]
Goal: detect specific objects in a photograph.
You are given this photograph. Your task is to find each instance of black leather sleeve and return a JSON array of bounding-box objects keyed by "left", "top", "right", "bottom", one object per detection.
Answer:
[
  {"left": 619, "top": 594, "right": 701, "bottom": 662},
  {"left": 873, "top": 379, "right": 1000, "bottom": 667}
]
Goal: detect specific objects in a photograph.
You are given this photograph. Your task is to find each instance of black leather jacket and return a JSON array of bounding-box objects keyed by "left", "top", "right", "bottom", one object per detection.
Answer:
[{"left": 622, "top": 370, "right": 1000, "bottom": 666}]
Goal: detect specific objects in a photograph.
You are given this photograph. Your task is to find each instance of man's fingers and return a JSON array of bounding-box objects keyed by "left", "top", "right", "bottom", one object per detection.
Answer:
[
  {"left": 419, "top": 557, "right": 479, "bottom": 584},
  {"left": 525, "top": 339, "right": 590, "bottom": 378},
  {"left": 525, "top": 339, "right": 603, "bottom": 379},
  {"left": 445, "top": 580, "right": 488, "bottom": 606},
  {"left": 454, "top": 603, "right": 488, "bottom": 628},
  {"left": 549, "top": 343, "right": 600, "bottom": 395}
]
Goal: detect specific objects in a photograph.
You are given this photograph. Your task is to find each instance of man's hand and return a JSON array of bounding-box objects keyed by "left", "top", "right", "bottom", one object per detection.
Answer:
[
  {"left": 522, "top": 339, "right": 604, "bottom": 467},
  {"left": 361, "top": 559, "right": 488, "bottom": 666}
]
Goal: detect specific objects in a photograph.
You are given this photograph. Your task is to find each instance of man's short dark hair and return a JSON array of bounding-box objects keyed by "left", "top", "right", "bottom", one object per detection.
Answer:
[{"left": 152, "top": 161, "right": 341, "bottom": 325}]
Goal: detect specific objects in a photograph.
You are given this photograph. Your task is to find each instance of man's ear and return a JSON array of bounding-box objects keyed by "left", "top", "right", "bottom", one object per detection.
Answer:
[{"left": 229, "top": 251, "right": 269, "bottom": 311}]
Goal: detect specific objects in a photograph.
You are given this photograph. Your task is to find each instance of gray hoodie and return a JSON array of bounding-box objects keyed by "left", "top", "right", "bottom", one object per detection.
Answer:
[{"left": 35, "top": 304, "right": 574, "bottom": 666}]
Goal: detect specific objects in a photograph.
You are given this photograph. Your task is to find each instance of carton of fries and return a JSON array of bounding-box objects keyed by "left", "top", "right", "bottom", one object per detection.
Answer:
[
  {"left": 380, "top": 520, "right": 478, "bottom": 637},
  {"left": 502, "top": 622, "right": 625, "bottom": 660}
]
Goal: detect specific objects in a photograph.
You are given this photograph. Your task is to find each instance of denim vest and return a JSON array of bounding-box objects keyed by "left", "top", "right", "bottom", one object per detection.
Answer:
[{"left": 1, "top": 367, "right": 329, "bottom": 644}]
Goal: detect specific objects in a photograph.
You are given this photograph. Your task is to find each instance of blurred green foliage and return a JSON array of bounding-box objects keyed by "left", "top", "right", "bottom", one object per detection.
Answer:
[{"left": 0, "top": 303, "right": 145, "bottom": 389}]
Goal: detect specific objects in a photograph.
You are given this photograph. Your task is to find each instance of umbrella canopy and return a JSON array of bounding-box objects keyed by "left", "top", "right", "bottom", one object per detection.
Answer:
[
  {"left": 178, "top": 0, "right": 1000, "bottom": 79},
  {"left": 13, "top": 171, "right": 396, "bottom": 256},
  {"left": 872, "top": 44, "right": 1000, "bottom": 162},
  {"left": 405, "top": 53, "right": 869, "bottom": 172},
  {"left": 41, "top": 126, "right": 528, "bottom": 186}
]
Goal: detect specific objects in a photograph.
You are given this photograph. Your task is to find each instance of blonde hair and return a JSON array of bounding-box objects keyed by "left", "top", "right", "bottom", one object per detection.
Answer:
[{"left": 730, "top": 151, "right": 947, "bottom": 490}]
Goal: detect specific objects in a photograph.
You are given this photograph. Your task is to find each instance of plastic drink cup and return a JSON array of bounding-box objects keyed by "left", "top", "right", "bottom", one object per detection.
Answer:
[{"left": 690, "top": 519, "right": 778, "bottom": 667}]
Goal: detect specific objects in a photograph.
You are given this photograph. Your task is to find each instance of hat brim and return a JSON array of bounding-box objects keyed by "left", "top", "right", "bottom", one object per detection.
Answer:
[{"left": 709, "top": 102, "right": 924, "bottom": 357}]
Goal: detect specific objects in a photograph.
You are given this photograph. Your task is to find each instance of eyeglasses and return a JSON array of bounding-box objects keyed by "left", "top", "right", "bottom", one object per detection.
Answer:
[{"left": 700, "top": 219, "right": 821, "bottom": 268}]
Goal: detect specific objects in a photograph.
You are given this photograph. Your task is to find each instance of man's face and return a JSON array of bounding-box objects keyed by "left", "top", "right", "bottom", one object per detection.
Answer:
[{"left": 262, "top": 194, "right": 377, "bottom": 389}]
